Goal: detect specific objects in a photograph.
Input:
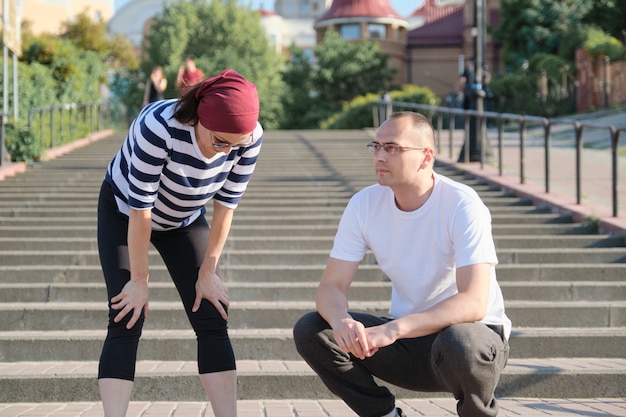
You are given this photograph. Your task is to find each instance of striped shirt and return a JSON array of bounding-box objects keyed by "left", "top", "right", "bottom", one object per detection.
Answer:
[{"left": 105, "top": 99, "right": 263, "bottom": 230}]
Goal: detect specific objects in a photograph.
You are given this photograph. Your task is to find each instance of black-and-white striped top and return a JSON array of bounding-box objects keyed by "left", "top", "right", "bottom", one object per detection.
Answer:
[{"left": 105, "top": 99, "right": 263, "bottom": 230}]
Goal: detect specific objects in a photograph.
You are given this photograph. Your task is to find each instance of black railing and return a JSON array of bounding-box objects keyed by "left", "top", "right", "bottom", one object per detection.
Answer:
[
  {"left": 27, "top": 102, "right": 111, "bottom": 150},
  {"left": 373, "top": 100, "right": 625, "bottom": 217}
]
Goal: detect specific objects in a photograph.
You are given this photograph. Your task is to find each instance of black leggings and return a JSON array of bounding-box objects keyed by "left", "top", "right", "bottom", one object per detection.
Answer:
[{"left": 97, "top": 181, "right": 235, "bottom": 381}]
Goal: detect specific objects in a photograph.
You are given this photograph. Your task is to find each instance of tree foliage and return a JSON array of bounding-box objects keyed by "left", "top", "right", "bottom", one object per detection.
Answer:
[
  {"left": 494, "top": 0, "right": 593, "bottom": 69},
  {"left": 61, "top": 10, "right": 139, "bottom": 70},
  {"left": 583, "top": 0, "right": 626, "bottom": 41},
  {"left": 280, "top": 31, "right": 397, "bottom": 129},
  {"left": 313, "top": 31, "right": 397, "bottom": 109},
  {"left": 140, "top": 0, "right": 285, "bottom": 129}
]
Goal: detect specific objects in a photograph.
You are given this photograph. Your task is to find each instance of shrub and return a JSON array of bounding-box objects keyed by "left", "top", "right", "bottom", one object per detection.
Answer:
[
  {"left": 320, "top": 85, "right": 439, "bottom": 129},
  {"left": 5, "top": 123, "right": 42, "bottom": 162}
]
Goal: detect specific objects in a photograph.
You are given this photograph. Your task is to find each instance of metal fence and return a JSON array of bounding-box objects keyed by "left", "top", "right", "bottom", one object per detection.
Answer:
[
  {"left": 373, "top": 99, "right": 625, "bottom": 217},
  {"left": 28, "top": 102, "right": 111, "bottom": 150}
]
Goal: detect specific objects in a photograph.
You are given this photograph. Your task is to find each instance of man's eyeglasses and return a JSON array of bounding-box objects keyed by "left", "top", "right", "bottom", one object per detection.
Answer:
[
  {"left": 366, "top": 141, "right": 428, "bottom": 156},
  {"left": 210, "top": 131, "right": 254, "bottom": 150}
]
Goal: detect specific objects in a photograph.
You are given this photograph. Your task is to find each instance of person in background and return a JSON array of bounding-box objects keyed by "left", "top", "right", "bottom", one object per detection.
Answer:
[
  {"left": 175, "top": 56, "right": 205, "bottom": 95},
  {"left": 293, "top": 111, "right": 510, "bottom": 417},
  {"left": 142, "top": 66, "right": 167, "bottom": 106},
  {"left": 97, "top": 69, "right": 262, "bottom": 417}
]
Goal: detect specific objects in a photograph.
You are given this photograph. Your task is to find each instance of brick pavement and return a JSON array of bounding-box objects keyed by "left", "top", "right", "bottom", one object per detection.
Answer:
[{"left": 1, "top": 398, "right": 626, "bottom": 416}]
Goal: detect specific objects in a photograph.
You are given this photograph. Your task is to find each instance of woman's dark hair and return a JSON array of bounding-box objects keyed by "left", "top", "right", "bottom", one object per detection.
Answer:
[{"left": 172, "top": 82, "right": 204, "bottom": 125}]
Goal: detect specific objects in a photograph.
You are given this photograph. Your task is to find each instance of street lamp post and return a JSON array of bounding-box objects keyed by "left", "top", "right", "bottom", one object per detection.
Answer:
[{"left": 457, "top": 0, "right": 491, "bottom": 163}]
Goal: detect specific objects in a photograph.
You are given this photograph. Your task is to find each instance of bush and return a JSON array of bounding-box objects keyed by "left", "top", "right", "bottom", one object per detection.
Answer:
[
  {"left": 5, "top": 123, "right": 42, "bottom": 162},
  {"left": 320, "top": 85, "right": 439, "bottom": 129}
]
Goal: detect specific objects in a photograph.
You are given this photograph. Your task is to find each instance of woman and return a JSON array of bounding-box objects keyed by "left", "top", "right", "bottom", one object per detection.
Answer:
[
  {"left": 97, "top": 69, "right": 262, "bottom": 417},
  {"left": 142, "top": 66, "right": 167, "bottom": 106}
]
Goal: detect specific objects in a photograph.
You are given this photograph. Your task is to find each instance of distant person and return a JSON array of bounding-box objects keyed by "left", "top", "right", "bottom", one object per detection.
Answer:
[
  {"left": 175, "top": 56, "right": 205, "bottom": 95},
  {"left": 142, "top": 66, "right": 167, "bottom": 106},
  {"left": 293, "top": 111, "right": 511, "bottom": 417},
  {"left": 97, "top": 69, "right": 262, "bottom": 417}
]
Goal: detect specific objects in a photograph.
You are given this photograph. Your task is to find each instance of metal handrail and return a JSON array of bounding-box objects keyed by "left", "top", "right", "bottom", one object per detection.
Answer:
[
  {"left": 27, "top": 102, "right": 111, "bottom": 150},
  {"left": 373, "top": 99, "right": 625, "bottom": 217}
]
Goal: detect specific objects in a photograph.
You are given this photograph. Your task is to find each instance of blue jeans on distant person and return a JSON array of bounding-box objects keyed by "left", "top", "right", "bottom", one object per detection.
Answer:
[{"left": 293, "top": 312, "right": 509, "bottom": 417}]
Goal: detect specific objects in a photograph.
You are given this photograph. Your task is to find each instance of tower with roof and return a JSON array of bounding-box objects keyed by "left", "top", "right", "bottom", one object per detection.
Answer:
[{"left": 313, "top": 0, "right": 409, "bottom": 87}]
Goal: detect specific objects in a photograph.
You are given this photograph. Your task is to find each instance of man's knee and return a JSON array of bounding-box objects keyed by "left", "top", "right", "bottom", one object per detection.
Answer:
[
  {"left": 293, "top": 311, "right": 332, "bottom": 357},
  {"left": 433, "top": 323, "right": 503, "bottom": 375},
  {"left": 293, "top": 311, "right": 324, "bottom": 341}
]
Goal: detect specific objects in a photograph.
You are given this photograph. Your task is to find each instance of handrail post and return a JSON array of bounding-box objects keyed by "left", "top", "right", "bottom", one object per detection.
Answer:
[
  {"left": 519, "top": 117, "right": 526, "bottom": 184},
  {"left": 435, "top": 112, "right": 443, "bottom": 154},
  {"left": 448, "top": 110, "right": 455, "bottom": 159},
  {"left": 463, "top": 113, "right": 470, "bottom": 163},
  {"left": 543, "top": 118, "right": 551, "bottom": 193},
  {"left": 497, "top": 116, "right": 504, "bottom": 176},
  {"left": 610, "top": 126, "right": 620, "bottom": 217},
  {"left": 574, "top": 121, "right": 583, "bottom": 205}
]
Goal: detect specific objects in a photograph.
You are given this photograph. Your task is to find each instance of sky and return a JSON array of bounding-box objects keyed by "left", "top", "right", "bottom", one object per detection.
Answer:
[{"left": 114, "top": 0, "right": 426, "bottom": 17}]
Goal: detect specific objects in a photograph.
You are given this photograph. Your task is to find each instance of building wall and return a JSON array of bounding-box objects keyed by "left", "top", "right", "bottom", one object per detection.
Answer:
[
  {"left": 275, "top": 0, "right": 332, "bottom": 19},
  {"left": 20, "top": 0, "right": 113, "bottom": 35},
  {"left": 407, "top": 46, "right": 464, "bottom": 97}
]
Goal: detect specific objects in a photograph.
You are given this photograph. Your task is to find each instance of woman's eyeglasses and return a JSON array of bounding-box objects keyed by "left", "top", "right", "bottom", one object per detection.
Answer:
[
  {"left": 366, "top": 141, "right": 428, "bottom": 156},
  {"left": 210, "top": 132, "right": 254, "bottom": 150}
]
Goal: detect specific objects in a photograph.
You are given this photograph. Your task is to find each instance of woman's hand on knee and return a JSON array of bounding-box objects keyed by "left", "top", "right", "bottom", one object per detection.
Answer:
[
  {"left": 111, "top": 280, "right": 150, "bottom": 329},
  {"left": 193, "top": 271, "right": 229, "bottom": 320}
]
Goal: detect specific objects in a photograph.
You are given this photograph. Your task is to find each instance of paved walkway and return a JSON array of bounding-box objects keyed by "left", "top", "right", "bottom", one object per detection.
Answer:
[
  {"left": 2, "top": 397, "right": 626, "bottom": 417},
  {"left": 434, "top": 109, "right": 626, "bottom": 236}
]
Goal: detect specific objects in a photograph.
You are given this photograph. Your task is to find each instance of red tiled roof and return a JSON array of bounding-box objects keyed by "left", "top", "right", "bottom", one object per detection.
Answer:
[
  {"left": 258, "top": 9, "right": 278, "bottom": 16},
  {"left": 317, "top": 0, "right": 405, "bottom": 22},
  {"left": 407, "top": 7, "right": 464, "bottom": 46},
  {"left": 411, "top": 0, "right": 463, "bottom": 24}
]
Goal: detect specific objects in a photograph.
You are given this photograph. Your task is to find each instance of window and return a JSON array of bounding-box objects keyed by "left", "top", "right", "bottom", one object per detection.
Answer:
[
  {"left": 368, "top": 24, "right": 386, "bottom": 40},
  {"left": 339, "top": 24, "right": 360, "bottom": 40}
]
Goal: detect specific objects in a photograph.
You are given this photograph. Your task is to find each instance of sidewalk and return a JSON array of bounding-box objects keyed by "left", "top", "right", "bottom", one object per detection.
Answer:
[
  {"left": 435, "top": 120, "right": 626, "bottom": 237},
  {"left": 0, "top": 130, "right": 114, "bottom": 181},
  {"left": 2, "top": 398, "right": 626, "bottom": 417}
]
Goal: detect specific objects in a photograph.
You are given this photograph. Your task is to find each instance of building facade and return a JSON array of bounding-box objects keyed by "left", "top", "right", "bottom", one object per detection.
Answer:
[{"left": 18, "top": 0, "right": 113, "bottom": 35}]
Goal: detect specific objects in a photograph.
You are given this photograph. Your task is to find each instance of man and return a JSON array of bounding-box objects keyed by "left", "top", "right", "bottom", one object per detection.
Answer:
[
  {"left": 175, "top": 56, "right": 205, "bottom": 95},
  {"left": 293, "top": 111, "right": 511, "bottom": 417}
]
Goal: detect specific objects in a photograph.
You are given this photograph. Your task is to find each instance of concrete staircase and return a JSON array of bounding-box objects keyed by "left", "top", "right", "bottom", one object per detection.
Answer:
[{"left": 0, "top": 130, "right": 625, "bottom": 405}]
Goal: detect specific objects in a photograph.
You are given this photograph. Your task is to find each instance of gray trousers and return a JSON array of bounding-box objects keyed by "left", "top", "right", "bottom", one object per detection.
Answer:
[{"left": 293, "top": 311, "right": 509, "bottom": 417}]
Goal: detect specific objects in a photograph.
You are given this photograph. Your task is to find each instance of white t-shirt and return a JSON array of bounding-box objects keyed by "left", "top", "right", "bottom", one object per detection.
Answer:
[{"left": 330, "top": 172, "right": 512, "bottom": 340}]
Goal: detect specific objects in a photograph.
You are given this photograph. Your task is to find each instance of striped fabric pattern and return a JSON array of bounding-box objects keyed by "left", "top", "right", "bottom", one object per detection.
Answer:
[{"left": 105, "top": 99, "right": 263, "bottom": 230}]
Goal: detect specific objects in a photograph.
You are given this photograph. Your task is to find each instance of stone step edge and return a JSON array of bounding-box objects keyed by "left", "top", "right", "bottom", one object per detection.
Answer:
[
  {"left": 1, "top": 327, "right": 625, "bottom": 339},
  {"left": 1, "top": 300, "right": 626, "bottom": 309},
  {"left": 1, "top": 358, "right": 625, "bottom": 377},
  {"left": 2, "top": 281, "right": 625, "bottom": 289}
]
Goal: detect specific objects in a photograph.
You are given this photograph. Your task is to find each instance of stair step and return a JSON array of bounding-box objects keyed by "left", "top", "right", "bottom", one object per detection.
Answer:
[
  {"left": 1, "top": 281, "right": 625, "bottom": 303},
  {"left": 1, "top": 247, "right": 625, "bottom": 265},
  {"left": 1, "top": 301, "right": 625, "bottom": 330},
  {"left": 2, "top": 263, "right": 626, "bottom": 283},
  {"left": 0, "top": 328, "right": 624, "bottom": 362},
  {"left": 0, "top": 358, "right": 624, "bottom": 402}
]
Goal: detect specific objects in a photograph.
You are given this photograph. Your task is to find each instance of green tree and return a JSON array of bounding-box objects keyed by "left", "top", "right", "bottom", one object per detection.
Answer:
[
  {"left": 495, "top": 0, "right": 592, "bottom": 69},
  {"left": 583, "top": 0, "right": 626, "bottom": 41},
  {"left": 61, "top": 9, "right": 139, "bottom": 70},
  {"left": 279, "top": 44, "right": 317, "bottom": 129},
  {"left": 21, "top": 35, "right": 104, "bottom": 104},
  {"left": 140, "top": 0, "right": 284, "bottom": 129},
  {"left": 280, "top": 31, "right": 397, "bottom": 128},
  {"left": 313, "top": 31, "right": 396, "bottom": 111}
]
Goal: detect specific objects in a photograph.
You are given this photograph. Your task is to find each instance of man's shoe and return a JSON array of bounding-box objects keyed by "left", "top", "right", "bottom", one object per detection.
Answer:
[{"left": 396, "top": 408, "right": 407, "bottom": 417}]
